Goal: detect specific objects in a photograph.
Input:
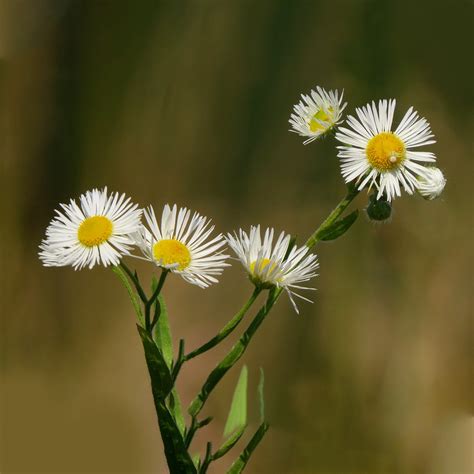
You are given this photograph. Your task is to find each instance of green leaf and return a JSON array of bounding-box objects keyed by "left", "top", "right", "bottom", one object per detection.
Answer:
[
  {"left": 224, "top": 365, "right": 248, "bottom": 438},
  {"left": 155, "top": 398, "right": 197, "bottom": 474},
  {"left": 212, "top": 425, "right": 246, "bottom": 461},
  {"left": 169, "top": 388, "right": 186, "bottom": 437},
  {"left": 112, "top": 265, "right": 144, "bottom": 326},
  {"left": 226, "top": 423, "right": 269, "bottom": 474},
  {"left": 257, "top": 368, "right": 265, "bottom": 423},
  {"left": 151, "top": 279, "right": 173, "bottom": 369},
  {"left": 318, "top": 209, "right": 359, "bottom": 241},
  {"left": 192, "top": 453, "right": 201, "bottom": 470},
  {"left": 137, "top": 325, "right": 173, "bottom": 399}
]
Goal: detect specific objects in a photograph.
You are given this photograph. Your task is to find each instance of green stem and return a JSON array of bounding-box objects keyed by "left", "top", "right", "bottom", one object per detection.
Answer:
[
  {"left": 304, "top": 183, "right": 360, "bottom": 250},
  {"left": 188, "top": 287, "right": 282, "bottom": 419},
  {"left": 226, "top": 423, "right": 269, "bottom": 474},
  {"left": 184, "top": 287, "right": 262, "bottom": 362},
  {"left": 119, "top": 262, "right": 148, "bottom": 303},
  {"left": 145, "top": 269, "right": 168, "bottom": 331}
]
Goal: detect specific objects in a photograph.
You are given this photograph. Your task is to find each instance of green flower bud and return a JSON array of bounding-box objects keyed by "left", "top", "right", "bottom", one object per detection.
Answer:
[{"left": 366, "top": 194, "right": 392, "bottom": 222}]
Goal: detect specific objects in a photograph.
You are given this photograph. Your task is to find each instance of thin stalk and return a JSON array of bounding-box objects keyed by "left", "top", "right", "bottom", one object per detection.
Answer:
[
  {"left": 305, "top": 183, "right": 360, "bottom": 250},
  {"left": 119, "top": 262, "right": 148, "bottom": 303},
  {"left": 188, "top": 287, "right": 282, "bottom": 420},
  {"left": 184, "top": 287, "right": 262, "bottom": 361},
  {"left": 145, "top": 269, "right": 168, "bottom": 331}
]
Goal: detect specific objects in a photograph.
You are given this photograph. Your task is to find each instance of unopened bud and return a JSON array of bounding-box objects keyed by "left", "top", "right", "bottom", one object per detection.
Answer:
[{"left": 366, "top": 194, "right": 392, "bottom": 222}]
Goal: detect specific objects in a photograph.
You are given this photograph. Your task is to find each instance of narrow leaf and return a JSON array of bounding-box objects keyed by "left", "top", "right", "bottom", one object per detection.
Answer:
[
  {"left": 152, "top": 291, "right": 173, "bottom": 369},
  {"left": 257, "top": 368, "right": 265, "bottom": 423},
  {"left": 155, "top": 398, "right": 197, "bottom": 474},
  {"left": 112, "top": 265, "right": 144, "bottom": 326},
  {"left": 192, "top": 453, "right": 201, "bottom": 470},
  {"left": 212, "top": 425, "right": 246, "bottom": 461},
  {"left": 226, "top": 423, "right": 269, "bottom": 474},
  {"left": 137, "top": 325, "right": 173, "bottom": 399},
  {"left": 169, "top": 388, "right": 186, "bottom": 437},
  {"left": 318, "top": 209, "right": 359, "bottom": 241},
  {"left": 224, "top": 365, "right": 248, "bottom": 438}
]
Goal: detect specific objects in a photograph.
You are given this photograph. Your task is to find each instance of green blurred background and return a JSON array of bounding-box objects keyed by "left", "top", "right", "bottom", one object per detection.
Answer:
[{"left": 1, "top": 1, "right": 472, "bottom": 473}]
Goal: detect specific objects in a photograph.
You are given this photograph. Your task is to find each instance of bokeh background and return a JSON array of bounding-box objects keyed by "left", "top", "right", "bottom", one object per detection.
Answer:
[{"left": 1, "top": 1, "right": 473, "bottom": 473}]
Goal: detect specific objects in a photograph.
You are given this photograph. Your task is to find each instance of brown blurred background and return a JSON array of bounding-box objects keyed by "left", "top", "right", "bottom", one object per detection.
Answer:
[{"left": 1, "top": 1, "right": 473, "bottom": 473}]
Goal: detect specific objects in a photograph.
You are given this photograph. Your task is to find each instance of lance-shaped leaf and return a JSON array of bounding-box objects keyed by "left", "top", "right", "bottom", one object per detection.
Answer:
[
  {"left": 151, "top": 287, "right": 173, "bottom": 369},
  {"left": 168, "top": 388, "right": 186, "bottom": 437},
  {"left": 226, "top": 423, "right": 269, "bottom": 474},
  {"left": 212, "top": 425, "right": 246, "bottom": 461},
  {"left": 112, "top": 265, "right": 144, "bottom": 326},
  {"left": 155, "top": 398, "right": 197, "bottom": 474},
  {"left": 137, "top": 325, "right": 173, "bottom": 399},
  {"left": 224, "top": 365, "right": 248, "bottom": 437},
  {"left": 318, "top": 209, "right": 359, "bottom": 241}
]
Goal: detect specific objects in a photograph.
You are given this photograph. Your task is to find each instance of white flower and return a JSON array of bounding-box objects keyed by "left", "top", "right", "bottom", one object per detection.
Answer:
[
  {"left": 39, "top": 187, "right": 142, "bottom": 270},
  {"left": 335, "top": 99, "right": 437, "bottom": 201},
  {"left": 416, "top": 167, "right": 446, "bottom": 200},
  {"left": 289, "top": 86, "right": 347, "bottom": 144},
  {"left": 135, "top": 204, "right": 229, "bottom": 288},
  {"left": 226, "top": 226, "right": 319, "bottom": 314}
]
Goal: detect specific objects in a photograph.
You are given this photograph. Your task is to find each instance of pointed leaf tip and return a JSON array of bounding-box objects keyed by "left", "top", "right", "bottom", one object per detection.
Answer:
[{"left": 224, "top": 365, "right": 248, "bottom": 438}]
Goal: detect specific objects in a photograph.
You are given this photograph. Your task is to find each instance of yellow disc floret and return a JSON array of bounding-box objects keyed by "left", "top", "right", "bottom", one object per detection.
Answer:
[
  {"left": 250, "top": 258, "right": 274, "bottom": 275},
  {"left": 249, "top": 258, "right": 281, "bottom": 288},
  {"left": 366, "top": 132, "right": 406, "bottom": 171},
  {"left": 309, "top": 107, "right": 333, "bottom": 133},
  {"left": 78, "top": 215, "right": 113, "bottom": 247},
  {"left": 153, "top": 239, "right": 191, "bottom": 271}
]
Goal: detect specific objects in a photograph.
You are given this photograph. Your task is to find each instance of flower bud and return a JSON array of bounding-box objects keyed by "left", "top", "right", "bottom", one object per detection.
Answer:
[
  {"left": 366, "top": 194, "right": 392, "bottom": 222},
  {"left": 417, "top": 167, "right": 446, "bottom": 200}
]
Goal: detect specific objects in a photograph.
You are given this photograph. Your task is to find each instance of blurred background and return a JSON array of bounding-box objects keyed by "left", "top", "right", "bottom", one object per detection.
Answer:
[{"left": 1, "top": 0, "right": 472, "bottom": 473}]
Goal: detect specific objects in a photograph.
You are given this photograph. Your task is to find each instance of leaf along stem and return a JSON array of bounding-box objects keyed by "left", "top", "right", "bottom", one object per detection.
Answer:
[
  {"left": 119, "top": 262, "right": 148, "bottom": 303},
  {"left": 304, "top": 183, "right": 360, "bottom": 250}
]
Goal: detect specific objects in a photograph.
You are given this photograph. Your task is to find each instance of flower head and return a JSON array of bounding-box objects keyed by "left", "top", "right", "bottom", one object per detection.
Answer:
[
  {"left": 226, "top": 226, "right": 319, "bottom": 313},
  {"left": 336, "top": 99, "right": 437, "bottom": 201},
  {"left": 135, "top": 204, "right": 229, "bottom": 288},
  {"left": 289, "top": 86, "right": 347, "bottom": 144},
  {"left": 39, "top": 187, "right": 142, "bottom": 270},
  {"left": 416, "top": 167, "right": 446, "bottom": 200}
]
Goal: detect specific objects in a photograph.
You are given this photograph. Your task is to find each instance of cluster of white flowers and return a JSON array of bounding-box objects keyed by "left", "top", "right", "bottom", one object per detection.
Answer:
[
  {"left": 39, "top": 189, "right": 319, "bottom": 312},
  {"left": 39, "top": 86, "right": 446, "bottom": 314},
  {"left": 289, "top": 87, "right": 446, "bottom": 202}
]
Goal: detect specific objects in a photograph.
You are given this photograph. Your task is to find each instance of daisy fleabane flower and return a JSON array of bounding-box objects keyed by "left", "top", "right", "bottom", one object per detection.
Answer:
[
  {"left": 135, "top": 204, "right": 229, "bottom": 288},
  {"left": 226, "top": 226, "right": 319, "bottom": 314},
  {"left": 416, "top": 167, "right": 446, "bottom": 200},
  {"left": 336, "top": 99, "right": 437, "bottom": 202},
  {"left": 39, "top": 187, "right": 142, "bottom": 270},
  {"left": 289, "top": 86, "right": 347, "bottom": 144}
]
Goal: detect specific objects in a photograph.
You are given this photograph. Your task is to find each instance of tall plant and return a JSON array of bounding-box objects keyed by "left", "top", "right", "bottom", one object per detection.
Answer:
[{"left": 39, "top": 88, "right": 445, "bottom": 472}]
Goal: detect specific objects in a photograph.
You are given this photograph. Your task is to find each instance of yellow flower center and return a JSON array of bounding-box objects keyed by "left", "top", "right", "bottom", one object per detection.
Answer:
[
  {"left": 77, "top": 216, "right": 113, "bottom": 247},
  {"left": 309, "top": 107, "right": 333, "bottom": 132},
  {"left": 250, "top": 258, "right": 276, "bottom": 275},
  {"left": 153, "top": 239, "right": 191, "bottom": 271},
  {"left": 366, "top": 132, "right": 405, "bottom": 171}
]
